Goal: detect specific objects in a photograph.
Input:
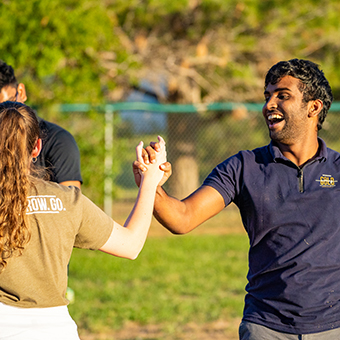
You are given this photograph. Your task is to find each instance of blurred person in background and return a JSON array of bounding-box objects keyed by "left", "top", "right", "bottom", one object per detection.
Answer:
[
  {"left": 135, "top": 59, "right": 340, "bottom": 339},
  {"left": 0, "top": 60, "right": 82, "bottom": 189},
  {"left": 0, "top": 101, "right": 166, "bottom": 340}
]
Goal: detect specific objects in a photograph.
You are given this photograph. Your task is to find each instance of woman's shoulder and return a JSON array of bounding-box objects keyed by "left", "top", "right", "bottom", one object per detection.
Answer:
[
  {"left": 27, "top": 179, "right": 83, "bottom": 215},
  {"left": 29, "top": 178, "right": 81, "bottom": 199}
]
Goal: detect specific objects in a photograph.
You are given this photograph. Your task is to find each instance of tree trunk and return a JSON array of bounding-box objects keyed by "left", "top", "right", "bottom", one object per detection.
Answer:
[{"left": 167, "top": 113, "right": 199, "bottom": 199}]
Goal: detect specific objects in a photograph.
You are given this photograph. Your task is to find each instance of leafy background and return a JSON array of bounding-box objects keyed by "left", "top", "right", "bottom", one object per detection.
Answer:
[{"left": 1, "top": 0, "right": 340, "bottom": 205}]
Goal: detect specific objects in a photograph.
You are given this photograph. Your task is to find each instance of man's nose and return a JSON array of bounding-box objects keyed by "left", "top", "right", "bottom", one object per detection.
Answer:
[{"left": 264, "top": 96, "right": 278, "bottom": 111}]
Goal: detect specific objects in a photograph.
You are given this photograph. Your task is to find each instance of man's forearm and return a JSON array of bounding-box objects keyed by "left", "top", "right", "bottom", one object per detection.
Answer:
[
  {"left": 153, "top": 185, "right": 226, "bottom": 235},
  {"left": 153, "top": 186, "right": 191, "bottom": 234}
]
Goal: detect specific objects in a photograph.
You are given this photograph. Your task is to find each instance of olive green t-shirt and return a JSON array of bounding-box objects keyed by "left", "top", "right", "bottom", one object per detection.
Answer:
[{"left": 0, "top": 180, "right": 113, "bottom": 308}]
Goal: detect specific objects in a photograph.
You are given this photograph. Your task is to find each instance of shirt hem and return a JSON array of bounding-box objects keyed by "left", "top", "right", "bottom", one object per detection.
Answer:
[{"left": 242, "top": 316, "right": 340, "bottom": 335}]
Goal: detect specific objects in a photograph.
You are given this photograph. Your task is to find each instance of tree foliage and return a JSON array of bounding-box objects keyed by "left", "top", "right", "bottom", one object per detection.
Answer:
[
  {"left": 101, "top": 0, "right": 340, "bottom": 102},
  {"left": 0, "top": 0, "right": 121, "bottom": 105},
  {"left": 1, "top": 0, "right": 340, "bottom": 204},
  {"left": 1, "top": 0, "right": 340, "bottom": 105}
]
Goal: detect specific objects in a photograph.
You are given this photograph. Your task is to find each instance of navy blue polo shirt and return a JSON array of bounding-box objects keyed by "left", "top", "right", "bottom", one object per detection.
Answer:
[{"left": 203, "top": 138, "right": 340, "bottom": 334}]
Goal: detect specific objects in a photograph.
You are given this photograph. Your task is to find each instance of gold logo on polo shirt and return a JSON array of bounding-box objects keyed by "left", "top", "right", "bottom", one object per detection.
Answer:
[{"left": 316, "top": 174, "right": 337, "bottom": 187}]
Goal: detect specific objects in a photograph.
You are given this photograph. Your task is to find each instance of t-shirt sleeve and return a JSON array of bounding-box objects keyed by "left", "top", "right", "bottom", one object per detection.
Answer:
[
  {"left": 46, "top": 129, "right": 83, "bottom": 184},
  {"left": 74, "top": 195, "right": 114, "bottom": 250},
  {"left": 203, "top": 153, "right": 243, "bottom": 207}
]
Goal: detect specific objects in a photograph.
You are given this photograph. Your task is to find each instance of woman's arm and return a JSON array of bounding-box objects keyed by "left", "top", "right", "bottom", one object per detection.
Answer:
[{"left": 99, "top": 136, "right": 166, "bottom": 259}]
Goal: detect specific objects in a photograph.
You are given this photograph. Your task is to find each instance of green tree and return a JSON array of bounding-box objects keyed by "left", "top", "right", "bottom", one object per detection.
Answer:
[
  {"left": 0, "top": 0, "right": 123, "bottom": 105},
  {"left": 2, "top": 0, "right": 340, "bottom": 203},
  {"left": 0, "top": 0, "right": 128, "bottom": 205}
]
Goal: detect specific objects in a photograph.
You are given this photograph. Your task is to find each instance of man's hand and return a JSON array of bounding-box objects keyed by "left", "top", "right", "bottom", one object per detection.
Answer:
[{"left": 133, "top": 136, "right": 172, "bottom": 187}]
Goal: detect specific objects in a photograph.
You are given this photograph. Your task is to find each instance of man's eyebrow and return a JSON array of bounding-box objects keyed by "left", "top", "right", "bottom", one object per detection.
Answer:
[{"left": 264, "top": 87, "right": 292, "bottom": 95}]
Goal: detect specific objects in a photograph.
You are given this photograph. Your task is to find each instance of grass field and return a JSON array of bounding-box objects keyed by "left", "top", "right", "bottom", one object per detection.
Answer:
[{"left": 68, "top": 203, "right": 249, "bottom": 340}]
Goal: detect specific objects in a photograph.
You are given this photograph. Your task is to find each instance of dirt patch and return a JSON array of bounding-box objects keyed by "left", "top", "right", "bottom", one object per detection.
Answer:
[{"left": 80, "top": 318, "right": 241, "bottom": 340}]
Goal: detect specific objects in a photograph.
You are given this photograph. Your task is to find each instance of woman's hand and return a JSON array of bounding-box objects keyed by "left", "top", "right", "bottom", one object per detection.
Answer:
[{"left": 134, "top": 136, "right": 167, "bottom": 186}]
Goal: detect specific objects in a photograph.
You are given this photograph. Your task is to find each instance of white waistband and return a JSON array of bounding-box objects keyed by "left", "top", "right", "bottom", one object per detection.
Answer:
[
  {"left": 0, "top": 301, "right": 69, "bottom": 316},
  {"left": 0, "top": 302, "right": 79, "bottom": 340}
]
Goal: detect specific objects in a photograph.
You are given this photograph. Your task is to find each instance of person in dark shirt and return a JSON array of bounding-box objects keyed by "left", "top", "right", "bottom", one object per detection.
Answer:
[
  {"left": 0, "top": 60, "right": 82, "bottom": 189},
  {"left": 134, "top": 59, "right": 340, "bottom": 339}
]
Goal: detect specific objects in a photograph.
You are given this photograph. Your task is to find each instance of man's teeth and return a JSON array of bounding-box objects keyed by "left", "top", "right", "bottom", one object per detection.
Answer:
[{"left": 268, "top": 114, "right": 283, "bottom": 121}]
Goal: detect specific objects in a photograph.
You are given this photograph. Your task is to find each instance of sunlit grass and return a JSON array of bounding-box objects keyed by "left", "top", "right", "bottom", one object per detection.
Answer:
[{"left": 68, "top": 233, "right": 249, "bottom": 338}]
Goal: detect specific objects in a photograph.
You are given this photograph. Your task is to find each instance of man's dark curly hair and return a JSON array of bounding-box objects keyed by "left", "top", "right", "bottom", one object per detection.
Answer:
[
  {"left": 265, "top": 59, "right": 333, "bottom": 131},
  {"left": 0, "top": 60, "right": 17, "bottom": 92}
]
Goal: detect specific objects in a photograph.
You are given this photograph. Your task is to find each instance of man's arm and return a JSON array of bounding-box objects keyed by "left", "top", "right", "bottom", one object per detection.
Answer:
[
  {"left": 59, "top": 180, "right": 81, "bottom": 189},
  {"left": 133, "top": 138, "right": 225, "bottom": 234},
  {"left": 38, "top": 119, "right": 83, "bottom": 187},
  {"left": 44, "top": 126, "right": 82, "bottom": 188},
  {"left": 52, "top": 129, "right": 82, "bottom": 187},
  {"left": 153, "top": 184, "right": 225, "bottom": 234}
]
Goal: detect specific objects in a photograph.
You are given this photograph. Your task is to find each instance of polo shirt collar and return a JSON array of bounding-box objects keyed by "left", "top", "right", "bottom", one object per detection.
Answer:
[{"left": 269, "top": 137, "right": 328, "bottom": 163}]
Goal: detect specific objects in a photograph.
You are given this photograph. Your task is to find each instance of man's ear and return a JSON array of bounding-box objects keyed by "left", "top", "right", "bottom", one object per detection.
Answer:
[
  {"left": 32, "top": 138, "right": 42, "bottom": 158},
  {"left": 308, "top": 99, "right": 323, "bottom": 118},
  {"left": 17, "top": 83, "right": 27, "bottom": 103}
]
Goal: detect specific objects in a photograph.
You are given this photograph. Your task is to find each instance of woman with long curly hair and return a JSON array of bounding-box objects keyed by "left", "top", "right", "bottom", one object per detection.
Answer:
[{"left": 0, "top": 101, "right": 167, "bottom": 340}]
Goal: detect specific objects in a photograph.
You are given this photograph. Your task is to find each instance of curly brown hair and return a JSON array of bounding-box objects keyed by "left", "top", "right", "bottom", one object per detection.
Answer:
[{"left": 0, "top": 101, "right": 40, "bottom": 272}]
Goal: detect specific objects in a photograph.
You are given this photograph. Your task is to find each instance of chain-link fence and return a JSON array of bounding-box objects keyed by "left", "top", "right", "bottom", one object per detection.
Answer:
[{"left": 53, "top": 103, "right": 340, "bottom": 215}]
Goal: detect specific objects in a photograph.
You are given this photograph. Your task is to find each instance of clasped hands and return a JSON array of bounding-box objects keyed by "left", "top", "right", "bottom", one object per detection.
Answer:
[{"left": 133, "top": 136, "right": 172, "bottom": 187}]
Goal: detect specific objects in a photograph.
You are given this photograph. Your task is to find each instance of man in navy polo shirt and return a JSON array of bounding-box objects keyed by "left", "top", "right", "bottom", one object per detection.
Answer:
[{"left": 134, "top": 59, "right": 340, "bottom": 339}]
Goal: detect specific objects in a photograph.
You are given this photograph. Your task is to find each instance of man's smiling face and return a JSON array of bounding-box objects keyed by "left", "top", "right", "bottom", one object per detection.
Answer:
[{"left": 262, "top": 75, "right": 311, "bottom": 145}]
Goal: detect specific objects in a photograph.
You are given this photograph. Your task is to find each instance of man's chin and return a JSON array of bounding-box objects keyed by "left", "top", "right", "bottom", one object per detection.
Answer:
[
  {"left": 269, "top": 132, "right": 294, "bottom": 146},
  {"left": 269, "top": 131, "right": 285, "bottom": 143},
  {"left": 269, "top": 130, "right": 280, "bottom": 140}
]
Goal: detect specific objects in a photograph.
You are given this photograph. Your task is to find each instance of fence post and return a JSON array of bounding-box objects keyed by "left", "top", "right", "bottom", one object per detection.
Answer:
[{"left": 104, "top": 106, "right": 114, "bottom": 217}]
